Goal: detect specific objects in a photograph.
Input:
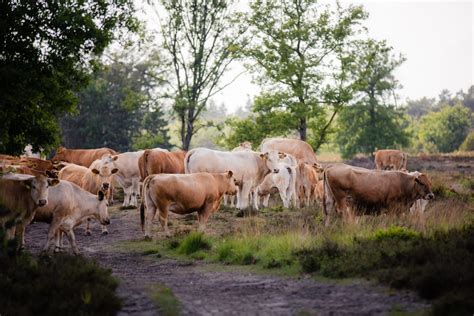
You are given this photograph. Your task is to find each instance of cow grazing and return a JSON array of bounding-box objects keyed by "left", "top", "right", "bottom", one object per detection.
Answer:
[
  {"left": 52, "top": 147, "right": 117, "bottom": 167},
  {"left": 34, "top": 181, "right": 110, "bottom": 254},
  {"left": 58, "top": 162, "right": 117, "bottom": 234},
  {"left": 138, "top": 149, "right": 186, "bottom": 181},
  {"left": 232, "top": 141, "right": 253, "bottom": 152},
  {"left": 0, "top": 173, "right": 59, "bottom": 248},
  {"left": 374, "top": 149, "right": 408, "bottom": 171},
  {"left": 260, "top": 137, "right": 318, "bottom": 165},
  {"left": 140, "top": 171, "right": 238, "bottom": 239},
  {"left": 185, "top": 148, "right": 270, "bottom": 210},
  {"left": 323, "top": 164, "right": 434, "bottom": 225}
]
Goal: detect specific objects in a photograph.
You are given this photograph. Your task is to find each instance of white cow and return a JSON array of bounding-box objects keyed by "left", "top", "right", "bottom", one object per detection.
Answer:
[
  {"left": 257, "top": 163, "right": 294, "bottom": 208},
  {"left": 34, "top": 180, "right": 110, "bottom": 254},
  {"left": 185, "top": 148, "right": 270, "bottom": 210}
]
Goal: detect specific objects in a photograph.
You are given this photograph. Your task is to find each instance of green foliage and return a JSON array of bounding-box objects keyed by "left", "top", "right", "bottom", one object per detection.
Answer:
[
  {"left": 149, "top": 284, "right": 182, "bottom": 316},
  {"left": 336, "top": 40, "right": 409, "bottom": 158},
  {"left": 241, "top": 0, "right": 368, "bottom": 146},
  {"left": 0, "top": 0, "right": 137, "bottom": 155},
  {"left": 414, "top": 104, "right": 471, "bottom": 153},
  {"left": 0, "top": 229, "right": 121, "bottom": 315},
  {"left": 459, "top": 131, "right": 474, "bottom": 151},
  {"left": 61, "top": 50, "right": 170, "bottom": 152},
  {"left": 177, "top": 232, "right": 211, "bottom": 255},
  {"left": 296, "top": 225, "right": 474, "bottom": 315}
]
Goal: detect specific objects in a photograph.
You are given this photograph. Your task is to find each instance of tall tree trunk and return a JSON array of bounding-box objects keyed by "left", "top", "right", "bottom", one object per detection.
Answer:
[
  {"left": 298, "top": 117, "right": 307, "bottom": 141},
  {"left": 368, "top": 89, "right": 377, "bottom": 155},
  {"left": 183, "top": 121, "right": 193, "bottom": 151}
]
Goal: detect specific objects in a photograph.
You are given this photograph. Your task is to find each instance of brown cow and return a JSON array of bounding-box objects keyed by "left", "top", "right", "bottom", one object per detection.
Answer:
[
  {"left": 34, "top": 181, "right": 110, "bottom": 254},
  {"left": 52, "top": 147, "right": 117, "bottom": 167},
  {"left": 58, "top": 162, "right": 117, "bottom": 235},
  {"left": 374, "top": 149, "right": 408, "bottom": 171},
  {"left": 138, "top": 149, "right": 187, "bottom": 181},
  {"left": 323, "top": 164, "right": 434, "bottom": 225},
  {"left": 0, "top": 173, "right": 59, "bottom": 248},
  {"left": 260, "top": 137, "right": 318, "bottom": 165},
  {"left": 140, "top": 171, "right": 238, "bottom": 239},
  {"left": 297, "top": 162, "right": 323, "bottom": 207}
]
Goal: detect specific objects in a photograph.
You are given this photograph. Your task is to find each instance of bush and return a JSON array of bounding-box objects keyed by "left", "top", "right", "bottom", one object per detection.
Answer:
[
  {"left": 296, "top": 225, "right": 474, "bottom": 314},
  {"left": 177, "top": 232, "right": 211, "bottom": 255},
  {"left": 459, "top": 131, "right": 474, "bottom": 151}
]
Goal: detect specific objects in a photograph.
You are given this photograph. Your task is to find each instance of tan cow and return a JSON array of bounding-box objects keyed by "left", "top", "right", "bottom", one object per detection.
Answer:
[
  {"left": 260, "top": 137, "right": 318, "bottom": 165},
  {"left": 185, "top": 148, "right": 270, "bottom": 210},
  {"left": 0, "top": 173, "right": 59, "bottom": 248},
  {"left": 140, "top": 171, "right": 237, "bottom": 239},
  {"left": 52, "top": 147, "right": 117, "bottom": 167},
  {"left": 138, "top": 150, "right": 187, "bottom": 181},
  {"left": 323, "top": 164, "right": 434, "bottom": 225},
  {"left": 58, "top": 162, "right": 117, "bottom": 234},
  {"left": 34, "top": 181, "right": 110, "bottom": 254},
  {"left": 297, "top": 162, "right": 323, "bottom": 207},
  {"left": 232, "top": 141, "right": 253, "bottom": 152},
  {"left": 374, "top": 149, "right": 408, "bottom": 171}
]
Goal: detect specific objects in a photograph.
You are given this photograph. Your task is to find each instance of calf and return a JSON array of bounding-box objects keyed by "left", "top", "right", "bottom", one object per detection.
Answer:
[
  {"left": 257, "top": 165, "right": 293, "bottom": 208},
  {"left": 140, "top": 171, "right": 237, "bottom": 239},
  {"left": 0, "top": 173, "right": 59, "bottom": 248},
  {"left": 34, "top": 181, "right": 110, "bottom": 254},
  {"left": 58, "top": 162, "right": 117, "bottom": 235}
]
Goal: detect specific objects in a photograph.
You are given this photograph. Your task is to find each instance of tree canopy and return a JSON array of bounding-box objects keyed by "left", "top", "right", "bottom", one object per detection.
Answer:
[{"left": 0, "top": 0, "right": 137, "bottom": 155}]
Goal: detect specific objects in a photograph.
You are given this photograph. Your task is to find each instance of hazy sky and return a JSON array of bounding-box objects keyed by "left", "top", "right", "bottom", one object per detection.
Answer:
[{"left": 209, "top": 0, "right": 473, "bottom": 112}]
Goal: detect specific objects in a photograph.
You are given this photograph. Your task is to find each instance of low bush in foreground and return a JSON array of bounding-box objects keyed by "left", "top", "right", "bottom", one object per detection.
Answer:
[
  {"left": 297, "top": 224, "right": 474, "bottom": 315},
  {"left": 0, "top": 231, "right": 121, "bottom": 315}
]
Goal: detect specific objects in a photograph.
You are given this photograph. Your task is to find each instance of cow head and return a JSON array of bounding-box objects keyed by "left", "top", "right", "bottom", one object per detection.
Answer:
[
  {"left": 23, "top": 175, "right": 60, "bottom": 207},
  {"left": 412, "top": 172, "right": 434, "bottom": 200},
  {"left": 51, "top": 147, "right": 66, "bottom": 163},
  {"left": 260, "top": 150, "right": 286, "bottom": 171},
  {"left": 91, "top": 165, "right": 119, "bottom": 191},
  {"left": 240, "top": 141, "right": 252, "bottom": 149},
  {"left": 96, "top": 190, "right": 111, "bottom": 225},
  {"left": 224, "top": 170, "right": 238, "bottom": 195}
]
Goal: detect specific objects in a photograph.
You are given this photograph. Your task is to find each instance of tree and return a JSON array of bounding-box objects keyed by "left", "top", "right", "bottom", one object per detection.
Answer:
[
  {"left": 335, "top": 39, "right": 409, "bottom": 158},
  {"left": 405, "top": 97, "right": 436, "bottom": 118},
  {"left": 241, "top": 0, "right": 367, "bottom": 148},
  {"left": 157, "top": 0, "right": 245, "bottom": 150},
  {"left": 61, "top": 49, "right": 170, "bottom": 152},
  {"left": 0, "top": 0, "right": 137, "bottom": 155},
  {"left": 415, "top": 104, "right": 471, "bottom": 153}
]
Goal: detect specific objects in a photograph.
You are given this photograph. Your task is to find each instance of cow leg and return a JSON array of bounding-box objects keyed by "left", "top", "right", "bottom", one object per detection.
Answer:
[
  {"left": 158, "top": 206, "right": 171, "bottom": 237},
  {"left": 278, "top": 187, "right": 289, "bottom": 208},
  {"left": 223, "top": 194, "right": 228, "bottom": 206},
  {"left": 64, "top": 229, "right": 79, "bottom": 255},
  {"left": 262, "top": 194, "right": 270, "bottom": 207},
  {"left": 123, "top": 185, "right": 131, "bottom": 207},
  {"left": 252, "top": 187, "right": 259, "bottom": 210},
  {"left": 230, "top": 194, "right": 235, "bottom": 207},
  {"left": 197, "top": 205, "right": 214, "bottom": 232},
  {"left": 43, "top": 223, "right": 59, "bottom": 253},
  {"left": 101, "top": 224, "right": 108, "bottom": 235},
  {"left": 85, "top": 218, "right": 92, "bottom": 236},
  {"left": 144, "top": 204, "right": 157, "bottom": 240}
]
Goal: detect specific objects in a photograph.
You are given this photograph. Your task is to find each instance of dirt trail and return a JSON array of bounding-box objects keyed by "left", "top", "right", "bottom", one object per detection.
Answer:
[{"left": 25, "top": 208, "right": 429, "bottom": 315}]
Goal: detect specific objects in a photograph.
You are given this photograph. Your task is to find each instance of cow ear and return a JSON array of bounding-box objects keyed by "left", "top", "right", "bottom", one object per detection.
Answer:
[
  {"left": 286, "top": 167, "right": 292, "bottom": 174},
  {"left": 227, "top": 170, "right": 233, "bottom": 178},
  {"left": 259, "top": 153, "right": 268, "bottom": 160},
  {"left": 98, "top": 190, "right": 105, "bottom": 201},
  {"left": 278, "top": 152, "right": 287, "bottom": 159},
  {"left": 48, "top": 179, "right": 60, "bottom": 186},
  {"left": 91, "top": 168, "right": 100, "bottom": 175},
  {"left": 111, "top": 168, "right": 119, "bottom": 174},
  {"left": 112, "top": 155, "right": 119, "bottom": 161},
  {"left": 23, "top": 179, "right": 33, "bottom": 190}
]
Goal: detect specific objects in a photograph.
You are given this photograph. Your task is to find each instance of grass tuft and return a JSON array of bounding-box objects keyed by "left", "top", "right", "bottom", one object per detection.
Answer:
[{"left": 176, "top": 232, "right": 211, "bottom": 255}]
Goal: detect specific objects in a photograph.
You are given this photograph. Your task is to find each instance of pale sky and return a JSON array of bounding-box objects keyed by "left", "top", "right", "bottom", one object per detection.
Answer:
[
  {"left": 210, "top": 0, "right": 473, "bottom": 112},
  {"left": 138, "top": 1, "right": 473, "bottom": 113}
]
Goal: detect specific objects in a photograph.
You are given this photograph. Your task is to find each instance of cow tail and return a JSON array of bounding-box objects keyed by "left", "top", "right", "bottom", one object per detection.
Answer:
[
  {"left": 139, "top": 149, "right": 151, "bottom": 181},
  {"left": 184, "top": 150, "right": 193, "bottom": 174},
  {"left": 140, "top": 176, "right": 151, "bottom": 232},
  {"left": 322, "top": 167, "right": 334, "bottom": 217}
]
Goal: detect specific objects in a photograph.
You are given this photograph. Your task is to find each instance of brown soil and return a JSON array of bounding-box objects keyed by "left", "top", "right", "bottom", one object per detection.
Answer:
[{"left": 25, "top": 207, "right": 430, "bottom": 315}]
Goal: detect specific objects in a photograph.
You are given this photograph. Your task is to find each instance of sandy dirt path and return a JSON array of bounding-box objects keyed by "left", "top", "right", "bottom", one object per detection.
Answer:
[{"left": 25, "top": 207, "right": 429, "bottom": 315}]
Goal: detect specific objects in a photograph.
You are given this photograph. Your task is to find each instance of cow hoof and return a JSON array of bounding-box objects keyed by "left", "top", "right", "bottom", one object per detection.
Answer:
[
  {"left": 85, "top": 231, "right": 92, "bottom": 236},
  {"left": 101, "top": 231, "right": 109, "bottom": 236}
]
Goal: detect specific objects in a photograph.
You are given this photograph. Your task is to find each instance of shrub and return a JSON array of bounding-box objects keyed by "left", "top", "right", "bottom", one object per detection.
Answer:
[
  {"left": 373, "top": 226, "right": 420, "bottom": 241},
  {"left": 177, "top": 232, "right": 211, "bottom": 255},
  {"left": 459, "top": 131, "right": 474, "bottom": 151}
]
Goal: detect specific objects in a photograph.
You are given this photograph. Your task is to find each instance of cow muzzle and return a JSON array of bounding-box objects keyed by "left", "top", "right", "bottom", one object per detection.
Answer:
[
  {"left": 37, "top": 199, "right": 47, "bottom": 207},
  {"left": 426, "top": 193, "right": 435, "bottom": 200},
  {"left": 102, "top": 183, "right": 110, "bottom": 190}
]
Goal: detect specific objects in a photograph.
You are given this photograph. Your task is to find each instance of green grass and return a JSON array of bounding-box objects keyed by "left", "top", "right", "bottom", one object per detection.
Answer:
[
  {"left": 176, "top": 231, "right": 211, "bottom": 255},
  {"left": 149, "top": 283, "right": 182, "bottom": 316}
]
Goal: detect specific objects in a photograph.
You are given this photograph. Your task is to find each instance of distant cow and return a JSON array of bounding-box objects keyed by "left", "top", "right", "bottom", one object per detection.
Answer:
[
  {"left": 185, "top": 148, "right": 270, "bottom": 210},
  {"left": 0, "top": 173, "right": 59, "bottom": 249},
  {"left": 257, "top": 165, "right": 293, "bottom": 208},
  {"left": 323, "top": 164, "right": 434, "bottom": 225},
  {"left": 34, "top": 181, "right": 110, "bottom": 254},
  {"left": 232, "top": 141, "right": 253, "bottom": 152},
  {"left": 58, "top": 162, "right": 117, "bottom": 235},
  {"left": 374, "top": 149, "right": 408, "bottom": 171},
  {"left": 52, "top": 147, "right": 117, "bottom": 167},
  {"left": 297, "top": 161, "right": 323, "bottom": 207},
  {"left": 140, "top": 171, "right": 237, "bottom": 239},
  {"left": 260, "top": 138, "right": 318, "bottom": 165},
  {"left": 138, "top": 149, "right": 186, "bottom": 181}
]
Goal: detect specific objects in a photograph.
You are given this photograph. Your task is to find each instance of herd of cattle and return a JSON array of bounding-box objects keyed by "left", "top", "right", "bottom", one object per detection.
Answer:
[{"left": 0, "top": 137, "right": 434, "bottom": 253}]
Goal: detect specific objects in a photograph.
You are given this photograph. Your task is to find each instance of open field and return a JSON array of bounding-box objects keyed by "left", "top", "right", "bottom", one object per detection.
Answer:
[{"left": 24, "top": 153, "right": 474, "bottom": 315}]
